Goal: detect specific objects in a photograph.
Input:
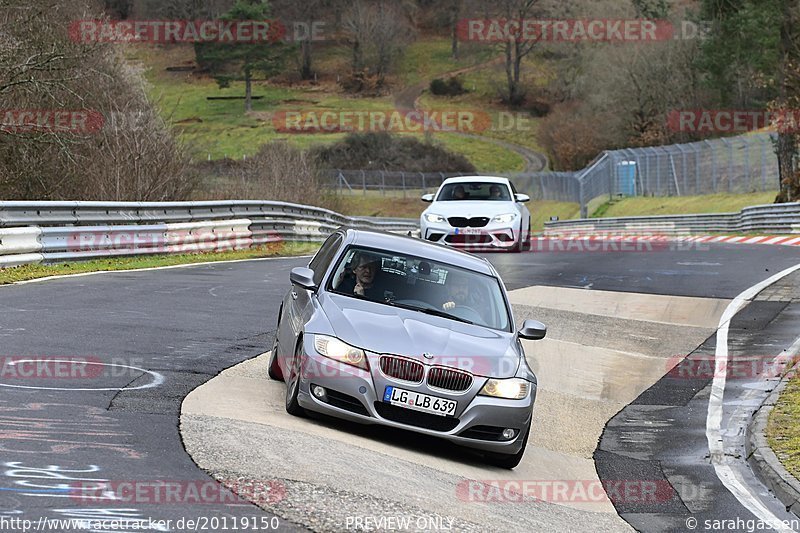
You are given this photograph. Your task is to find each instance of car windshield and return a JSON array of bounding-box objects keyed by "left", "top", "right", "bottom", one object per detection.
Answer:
[
  {"left": 436, "top": 182, "right": 512, "bottom": 201},
  {"left": 327, "top": 246, "right": 511, "bottom": 331}
]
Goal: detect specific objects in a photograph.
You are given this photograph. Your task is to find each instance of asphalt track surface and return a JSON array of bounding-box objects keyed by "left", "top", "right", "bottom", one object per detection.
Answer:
[{"left": 0, "top": 243, "right": 798, "bottom": 532}]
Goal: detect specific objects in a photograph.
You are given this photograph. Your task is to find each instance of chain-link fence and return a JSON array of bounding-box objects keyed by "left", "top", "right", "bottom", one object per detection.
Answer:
[
  {"left": 324, "top": 132, "right": 781, "bottom": 217},
  {"left": 578, "top": 132, "right": 778, "bottom": 216},
  {"left": 324, "top": 170, "right": 580, "bottom": 201}
]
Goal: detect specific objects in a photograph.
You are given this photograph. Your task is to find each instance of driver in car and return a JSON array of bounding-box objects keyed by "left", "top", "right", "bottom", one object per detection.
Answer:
[{"left": 336, "top": 251, "right": 387, "bottom": 300}]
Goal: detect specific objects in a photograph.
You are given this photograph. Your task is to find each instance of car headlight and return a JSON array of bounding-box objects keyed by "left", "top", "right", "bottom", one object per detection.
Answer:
[
  {"left": 479, "top": 378, "right": 530, "bottom": 400},
  {"left": 314, "top": 335, "right": 369, "bottom": 370},
  {"left": 424, "top": 213, "right": 446, "bottom": 223},
  {"left": 492, "top": 213, "right": 518, "bottom": 224}
]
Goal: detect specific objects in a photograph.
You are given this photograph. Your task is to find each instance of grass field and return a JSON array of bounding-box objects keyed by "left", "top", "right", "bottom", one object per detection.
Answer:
[
  {"left": 768, "top": 376, "right": 800, "bottom": 479},
  {"left": 589, "top": 192, "right": 778, "bottom": 218},
  {"left": 129, "top": 43, "right": 530, "bottom": 170},
  {"left": 0, "top": 242, "right": 319, "bottom": 285},
  {"left": 398, "top": 38, "right": 495, "bottom": 86}
]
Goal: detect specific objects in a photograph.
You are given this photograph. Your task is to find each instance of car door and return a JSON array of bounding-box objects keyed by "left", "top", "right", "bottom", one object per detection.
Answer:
[{"left": 280, "top": 232, "right": 343, "bottom": 373}]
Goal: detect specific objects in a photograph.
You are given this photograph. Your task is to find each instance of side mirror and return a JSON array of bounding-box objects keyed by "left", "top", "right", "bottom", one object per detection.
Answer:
[
  {"left": 518, "top": 319, "right": 546, "bottom": 340},
  {"left": 515, "top": 193, "right": 531, "bottom": 203},
  {"left": 290, "top": 267, "right": 317, "bottom": 291},
  {"left": 421, "top": 194, "right": 434, "bottom": 203}
]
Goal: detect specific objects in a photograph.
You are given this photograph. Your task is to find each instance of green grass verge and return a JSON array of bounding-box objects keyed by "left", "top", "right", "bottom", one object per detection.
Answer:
[
  {"left": 398, "top": 38, "right": 495, "bottom": 86},
  {"left": 590, "top": 192, "right": 778, "bottom": 218},
  {"left": 768, "top": 376, "right": 800, "bottom": 479},
  {"left": 0, "top": 242, "right": 320, "bottom": 285}
]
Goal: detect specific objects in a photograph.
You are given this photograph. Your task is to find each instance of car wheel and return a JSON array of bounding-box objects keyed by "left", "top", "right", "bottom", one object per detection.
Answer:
[
  {"left": 268, "top": 338, "right": 283, "bottom": 381},
  {"left": 510, "top": 226, "right": 525, "bottom": 253},
  {"left": 519, "top": 221, "right": 532, "bottom": 252},
  {"left": 483, "top": 425, "right": 529, "bottom": 469},
  {"left": 285, "top": 339, "right": 306, "bottom": 417}
]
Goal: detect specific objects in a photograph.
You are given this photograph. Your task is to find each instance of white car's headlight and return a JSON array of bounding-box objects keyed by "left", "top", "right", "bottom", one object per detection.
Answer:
[
  {"left": 492, "top": 213, "right": 518, "bottom": 224},
  {"left": 424, "top": 213, "right": 446, "bottom": 223},
  {"left": 479, "top": 378, "right": 530, "bottom": 400},
  {"left": 314, "top": 335, "right": 368, "bottom": 370}
]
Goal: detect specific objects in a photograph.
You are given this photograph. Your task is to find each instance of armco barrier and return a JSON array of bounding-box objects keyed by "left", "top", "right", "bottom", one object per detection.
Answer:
[
  {"left": 0, "top": 201, "right": 419, "bottom": 268},
  {"left": 544, "top": 202, "right": 800, "bottom": 236}
]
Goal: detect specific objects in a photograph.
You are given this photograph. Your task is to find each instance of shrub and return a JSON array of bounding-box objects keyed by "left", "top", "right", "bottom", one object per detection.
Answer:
[
  {"left": 429, "top": 77, "right": 467, "bottom": 96},
  {"left": 309, "top": 132, "right": 476, "bottom": 173},
  {"left": 195, "top": 143, "right": 341, "bottom": 212}
]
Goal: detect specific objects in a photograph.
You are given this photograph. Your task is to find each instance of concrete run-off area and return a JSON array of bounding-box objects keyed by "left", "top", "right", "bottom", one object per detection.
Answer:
[{"left": 181, "top": 285, "right": 730, "bottom": 532}]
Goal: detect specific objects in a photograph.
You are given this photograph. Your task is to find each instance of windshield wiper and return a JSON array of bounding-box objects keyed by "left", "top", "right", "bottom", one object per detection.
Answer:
[{"left": 386, "top": 301, "right": 475, "bottom": 325}]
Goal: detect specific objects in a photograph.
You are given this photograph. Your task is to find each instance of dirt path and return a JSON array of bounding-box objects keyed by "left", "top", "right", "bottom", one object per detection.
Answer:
[{"left": 392, "top": 57, "right": 548, "bottom": 172}]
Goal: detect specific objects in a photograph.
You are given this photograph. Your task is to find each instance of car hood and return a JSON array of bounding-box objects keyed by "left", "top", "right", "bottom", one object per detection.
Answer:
[
  {"left": 423, "top": 200, "right": 519, "bottom": 218},
  {"left": 319, "top": 293, "right": 521, "bottom": 378}
]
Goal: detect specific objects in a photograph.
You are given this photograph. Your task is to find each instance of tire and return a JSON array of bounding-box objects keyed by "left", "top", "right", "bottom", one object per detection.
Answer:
[
  {"left": 510, "top": 224, "right": 526, "bottom": 253},
  {"left": 268, "top": 338, "right": 283, "bottom": 381},
  {"left": 483, "top": 426, "right": 529, "bottom": 469},
  {"left": 285, "top": 339, "right": 306, "bottom": 417}
]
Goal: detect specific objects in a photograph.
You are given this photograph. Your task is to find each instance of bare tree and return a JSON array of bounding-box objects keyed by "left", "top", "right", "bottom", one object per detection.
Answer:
[
  {"left": 0, "top": 0, "right": 197, "bottom": 200},
  {"left": 496, "top": 0, "right": 544, "bottom": 106},
  {"left": 341, "top": 0, "right": 413, "bottom": 91}
]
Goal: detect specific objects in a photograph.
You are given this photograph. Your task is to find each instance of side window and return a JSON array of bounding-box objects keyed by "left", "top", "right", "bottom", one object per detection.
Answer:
[{"left": 309, "top": 234, "right": 343, "bottom": 285}]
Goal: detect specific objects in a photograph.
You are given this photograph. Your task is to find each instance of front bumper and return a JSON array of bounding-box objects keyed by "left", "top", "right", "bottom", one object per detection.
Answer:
[
  {"left": 421, "top": 220, "right": 521, "bottom": 250},
  {"left": 295, "top": 337, "right": 535, "bottom": 454}
]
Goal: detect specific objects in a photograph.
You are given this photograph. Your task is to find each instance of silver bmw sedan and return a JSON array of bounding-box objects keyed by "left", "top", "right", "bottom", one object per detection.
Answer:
[{"left": 269, "top": 228, "right": 546, "bottom": 468}]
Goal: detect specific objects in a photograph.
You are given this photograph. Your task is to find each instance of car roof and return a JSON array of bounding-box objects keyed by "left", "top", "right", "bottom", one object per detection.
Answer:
[
  {"left": 441, "top": 176, "right": 510, "bottom": 185},
  {"left": 342, "top": 228, "right": 495, "bottom": 276}
]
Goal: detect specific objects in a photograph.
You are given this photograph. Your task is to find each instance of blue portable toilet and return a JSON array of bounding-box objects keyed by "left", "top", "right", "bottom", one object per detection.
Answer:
[{"left": 617, "top": 161, "right": 637, "bottom": 196}]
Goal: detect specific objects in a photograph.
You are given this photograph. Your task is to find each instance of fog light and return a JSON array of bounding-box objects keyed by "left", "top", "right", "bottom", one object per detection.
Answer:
[
  {"left": 312, "top": 385, "right": 326, "bottom": 399},
  {"left": 502, "top": 428, "right": 516, "bottom": 440}
]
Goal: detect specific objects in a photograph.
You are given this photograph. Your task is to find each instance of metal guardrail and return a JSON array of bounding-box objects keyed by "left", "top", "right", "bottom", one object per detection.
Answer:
[
  {"left": 324, "top": 132, "right": 784, "bottom": 219},
  {"left": 0, "top": 201, "right": 419, "bottom": 268},
  {"left": 544, "top": 202, "right": 800, "bottom": 236}
]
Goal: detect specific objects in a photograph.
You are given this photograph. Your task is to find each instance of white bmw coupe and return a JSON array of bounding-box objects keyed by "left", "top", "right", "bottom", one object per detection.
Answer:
[{"left": 420, "top": 176, "right": 531, "bottom": 252}]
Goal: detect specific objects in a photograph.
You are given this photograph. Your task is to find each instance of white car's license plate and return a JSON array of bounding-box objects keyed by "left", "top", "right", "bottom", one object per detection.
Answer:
[
  {"left": 455, "top": 228, "right": 483, "bottom": 235},
  {"left": 383, "top": 386, "right": 457, "bottom": 417}
]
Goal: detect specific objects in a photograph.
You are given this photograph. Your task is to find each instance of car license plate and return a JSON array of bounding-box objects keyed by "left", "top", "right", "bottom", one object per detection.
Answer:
[
  {"left": 383, "top": 386, "right": 457, "bottom": 417},
  {"left": 454, "top": 228, "right": 483, "bottom": 235}
]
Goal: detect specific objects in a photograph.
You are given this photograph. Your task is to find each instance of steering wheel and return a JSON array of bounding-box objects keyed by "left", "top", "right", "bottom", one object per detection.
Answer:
[
  {"left": 449, "top": 305, "right": 482, "bottom": 323},
  {"left": 395, "top": 299, "right": 436, "bottom": 309}
]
